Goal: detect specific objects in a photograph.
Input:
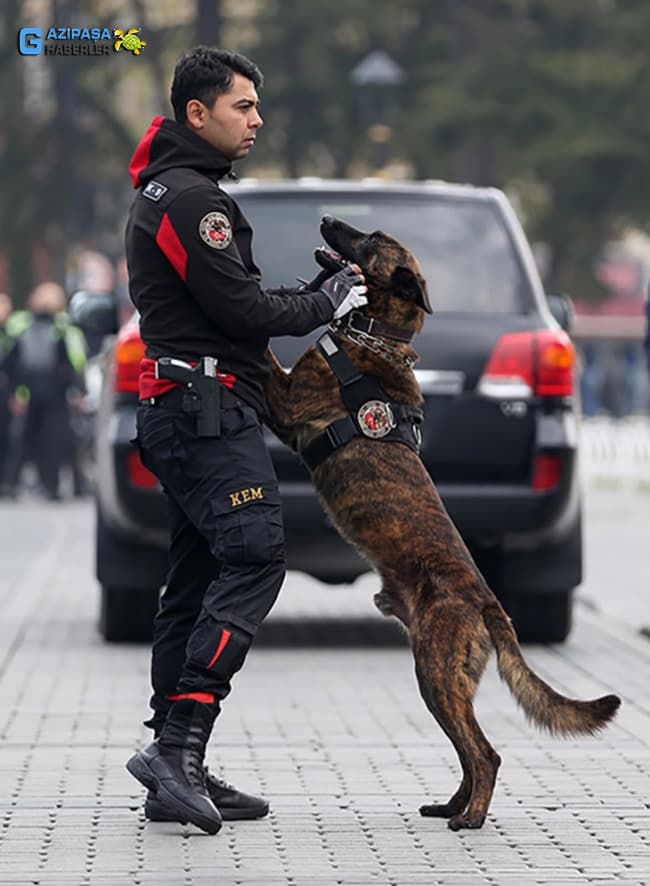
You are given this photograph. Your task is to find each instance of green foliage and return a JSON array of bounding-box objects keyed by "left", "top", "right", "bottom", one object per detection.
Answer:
[{"left": 2, "top": 0, "right": 650, "bottom": 302}]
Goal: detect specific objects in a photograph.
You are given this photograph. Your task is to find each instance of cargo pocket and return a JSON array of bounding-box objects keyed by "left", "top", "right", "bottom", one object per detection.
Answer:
[
  {"left": 136, "top": 410, "right": 186, "bottom": 485},
  {"left": 210, "top": 495, "right": 285, "bottom": 565},
  {"left": 137, "top": 411, "right": 177, "bottom": 451}
]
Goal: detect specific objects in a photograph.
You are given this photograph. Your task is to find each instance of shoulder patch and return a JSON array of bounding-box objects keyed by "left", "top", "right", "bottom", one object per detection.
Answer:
[
  {"left": 198, "top": 211, "right": 232, "bottom": 249},
  {"left": 142, "top": 180, "right": 168, "bottom": 202}
]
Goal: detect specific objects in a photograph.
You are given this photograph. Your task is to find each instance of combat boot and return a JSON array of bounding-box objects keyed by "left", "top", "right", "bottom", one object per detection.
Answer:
[
  {"left": 126, "top": 699, "right": 222, "bottom": 834},
  {"left": 144, "top": 768, "right": 269, "bottom": 822}
]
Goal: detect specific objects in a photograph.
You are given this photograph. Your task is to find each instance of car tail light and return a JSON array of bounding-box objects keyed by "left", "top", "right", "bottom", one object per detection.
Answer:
[
  {"left": 478, "top": 330, "right": 575, "bottom": 399},
  {"left": 126, "top": 449, "right": 159, "bottom": 489},
  {"left": 114, "top": 326, "right": 145, "bottom": 393},
  {"left": 531, "top": 453, "right": 562, "bottom": 490}
]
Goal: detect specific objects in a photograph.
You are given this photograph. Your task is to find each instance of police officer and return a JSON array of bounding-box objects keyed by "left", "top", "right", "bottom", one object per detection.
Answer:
[
  {"left": 124, "top": 46, "right": 367, "bottom": 835},
  {"left": 2, "top": 283, "right": 86, "bottom": 500}
]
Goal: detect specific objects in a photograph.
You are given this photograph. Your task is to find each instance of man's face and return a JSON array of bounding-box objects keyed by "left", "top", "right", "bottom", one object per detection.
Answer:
[{"left": 188, "top": 72, "right": 263, "bottom": 160}]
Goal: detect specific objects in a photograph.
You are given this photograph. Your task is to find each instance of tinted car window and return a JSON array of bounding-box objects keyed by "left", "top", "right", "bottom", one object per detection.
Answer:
[{"left": 235, "top": 191, "right": 530, "bottom": 314}]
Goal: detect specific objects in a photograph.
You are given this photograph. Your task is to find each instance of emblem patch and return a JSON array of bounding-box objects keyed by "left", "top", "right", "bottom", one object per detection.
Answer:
[
  {"left": 229, "top": 486, "right": 263, "bottom": 507},
  {"left": 143, "top": 180, "right": 168, "bottom": 202},
  {"left": 199, "top": 211, "right": 232, "bottom": 249},
  {"left": 357, "top": 400, "right": 396, "bottom": 439}
]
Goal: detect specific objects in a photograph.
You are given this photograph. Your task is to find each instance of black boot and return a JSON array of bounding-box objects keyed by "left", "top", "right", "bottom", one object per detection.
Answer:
[
  {"left": 126, "top": 700, "right": 222, "bottom": 834},
  {"left": 145, "top": 768, "right": 269, "bottom": 822}
]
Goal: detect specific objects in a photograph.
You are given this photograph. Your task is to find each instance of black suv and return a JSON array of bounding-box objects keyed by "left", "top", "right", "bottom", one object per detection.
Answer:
[{"left": 77, "top": 180, "right": 581, "bottom": 644}]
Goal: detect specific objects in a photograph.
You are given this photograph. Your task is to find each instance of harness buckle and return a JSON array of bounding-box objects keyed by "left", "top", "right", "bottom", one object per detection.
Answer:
[
  {"left": 348, "top": 311, "right": 374, "bottom": 336},
  {"left": 326, "top": 423, "right": 344, "bottom": 447}
]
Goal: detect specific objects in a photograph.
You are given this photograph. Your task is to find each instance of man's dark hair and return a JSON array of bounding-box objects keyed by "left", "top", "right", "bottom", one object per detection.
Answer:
[{"left": 171, "top": 46, "right": 263, "bottom": 123}]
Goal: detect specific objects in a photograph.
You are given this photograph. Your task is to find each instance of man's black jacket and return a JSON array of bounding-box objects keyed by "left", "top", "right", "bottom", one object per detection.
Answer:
[{"left": 125, "top": 116, "right": 332, "bottom": 414}]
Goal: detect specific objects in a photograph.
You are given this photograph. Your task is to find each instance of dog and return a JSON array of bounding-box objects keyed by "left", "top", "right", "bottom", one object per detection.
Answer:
[{"left": 265, "top": 215, "right": 620, "bottom": 830}]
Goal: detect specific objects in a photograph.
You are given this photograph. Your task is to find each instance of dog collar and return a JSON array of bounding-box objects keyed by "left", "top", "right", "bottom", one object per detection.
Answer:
[
  {"left": 329, "top": 313, "right": 416, "bottom": 369},
  {"left": 336, "top": 310, "right": 414, "bottom": 343}
]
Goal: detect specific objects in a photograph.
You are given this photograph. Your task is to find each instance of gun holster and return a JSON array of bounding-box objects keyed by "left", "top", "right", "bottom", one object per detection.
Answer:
[{"left": 155, "top": 356, "right": 221, "bottom": 437}]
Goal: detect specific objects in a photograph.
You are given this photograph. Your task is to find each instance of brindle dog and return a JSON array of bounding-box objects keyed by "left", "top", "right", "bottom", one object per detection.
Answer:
[{"left": 265, "top": 215, "right": 620, "bottom": 831}]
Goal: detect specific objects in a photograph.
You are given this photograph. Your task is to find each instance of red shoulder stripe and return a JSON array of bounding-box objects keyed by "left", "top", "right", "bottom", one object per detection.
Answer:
[{"left": 155, "top": 212, "right": 188, "bottom": 281}]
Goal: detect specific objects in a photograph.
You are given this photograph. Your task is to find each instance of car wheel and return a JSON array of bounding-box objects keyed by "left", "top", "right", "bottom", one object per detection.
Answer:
[
  {"left": 500, "top": 508, "right": 583, "bottom": 595},
  {"left": 500, "top": 590, "right": 573, "bottom": 644},
  {"left": 99, "top": 585, "right": 159, "bottom": 643}
]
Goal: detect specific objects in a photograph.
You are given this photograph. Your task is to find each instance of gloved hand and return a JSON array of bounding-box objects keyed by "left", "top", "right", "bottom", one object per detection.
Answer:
[
  {"left": 297, "top": 267, "right": 339, "bottom": 292},
  {"left": 297, "top": 247, "right": 348, "bottom": 292},
  {"left": 319, "top": 266, "right": 368, "bottom": 320}
]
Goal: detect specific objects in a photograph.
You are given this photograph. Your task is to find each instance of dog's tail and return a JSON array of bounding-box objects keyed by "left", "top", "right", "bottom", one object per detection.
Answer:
[{"left": 482, "top": 602, "right": 620, "bottom": 736}]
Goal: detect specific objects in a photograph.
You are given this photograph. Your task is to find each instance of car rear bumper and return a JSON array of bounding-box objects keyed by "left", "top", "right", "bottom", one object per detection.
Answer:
[
  {"left": 95, "top": 402, "right": 167, "bottom": 546},
  {"left": 99, "top": 404, "right": 580, "bottom": 580},
  {"left": 278, "top": 458, "right": 580, "bottom": 581}
]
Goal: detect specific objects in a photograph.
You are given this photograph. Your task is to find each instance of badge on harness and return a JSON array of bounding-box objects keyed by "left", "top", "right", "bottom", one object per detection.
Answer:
[{"left": 357, "top": 400, "right": 396, "bottom": 438}]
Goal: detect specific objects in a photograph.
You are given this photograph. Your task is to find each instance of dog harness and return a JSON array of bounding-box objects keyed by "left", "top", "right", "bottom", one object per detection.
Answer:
[{"left": 300, "top": 330, "right": 424, "bottom": 472}]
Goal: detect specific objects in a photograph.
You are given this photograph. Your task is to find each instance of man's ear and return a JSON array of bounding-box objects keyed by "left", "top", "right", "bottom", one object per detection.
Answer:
[{"left": 390, "top": 266, "right": 433, "bottom": 314}]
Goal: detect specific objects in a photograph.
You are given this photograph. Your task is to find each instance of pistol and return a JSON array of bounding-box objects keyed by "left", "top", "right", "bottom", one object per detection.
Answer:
[{"left": 156, "top": 356, "right": 221, "bottom": 437}]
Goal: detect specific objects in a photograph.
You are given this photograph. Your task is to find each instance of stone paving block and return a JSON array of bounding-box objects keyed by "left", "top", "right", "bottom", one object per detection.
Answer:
[{"left": 2, "top": 501, "right": 650, "bottom": 884}]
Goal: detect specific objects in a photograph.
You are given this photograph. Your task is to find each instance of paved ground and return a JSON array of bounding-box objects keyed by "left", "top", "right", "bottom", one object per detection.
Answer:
[{"left": 1, "top": 498, "right": 649, "bottom": 885}]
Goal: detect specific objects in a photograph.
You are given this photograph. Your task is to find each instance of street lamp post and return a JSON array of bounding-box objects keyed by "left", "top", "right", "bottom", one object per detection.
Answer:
[{"left": 350, "top": 50, "right": 405, "bottom": 174}]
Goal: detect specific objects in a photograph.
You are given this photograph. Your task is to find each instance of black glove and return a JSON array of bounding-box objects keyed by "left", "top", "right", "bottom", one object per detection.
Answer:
[{"left": 319, "top": 266, "right": 368, "bottom": 320}]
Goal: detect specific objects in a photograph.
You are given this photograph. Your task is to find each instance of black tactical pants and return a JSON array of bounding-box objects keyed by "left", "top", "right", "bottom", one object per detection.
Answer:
[
  {"left": 7, "top": 393, "right": 71, "bottom": 499},
  {"left": 135, "top": 396, "right": 286, "bottom": 735}
]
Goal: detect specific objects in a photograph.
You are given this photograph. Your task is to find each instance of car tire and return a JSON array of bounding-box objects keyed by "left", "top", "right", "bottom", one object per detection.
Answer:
[
  {"left": 500, "top": 589, "right": 573, "bottom": 644},
  {"left": 500, "top": 508, "right": 583, "bottom": 596},
  {"left": 99, "top": 584, "right": 159, "bottom": 643}
]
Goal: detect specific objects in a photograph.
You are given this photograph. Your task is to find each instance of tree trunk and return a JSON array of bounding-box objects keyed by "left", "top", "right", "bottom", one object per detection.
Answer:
[{"left": 196, "top": 0, "right": 222, "bottom": 46}]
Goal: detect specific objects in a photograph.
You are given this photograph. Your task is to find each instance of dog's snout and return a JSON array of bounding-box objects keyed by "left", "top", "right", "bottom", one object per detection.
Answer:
[{"left": 320, "top": 214, "right": 335, "bottom": 226}]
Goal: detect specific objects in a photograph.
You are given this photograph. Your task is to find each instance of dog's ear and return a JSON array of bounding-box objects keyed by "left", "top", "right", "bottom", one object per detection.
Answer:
[{"left": 390, "top": 266, "right": 433, "bottom": 314}]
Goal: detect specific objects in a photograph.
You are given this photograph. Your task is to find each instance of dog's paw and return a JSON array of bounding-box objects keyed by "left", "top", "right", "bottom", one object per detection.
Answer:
[
  {"left": 447, "top": 813, "right": 486, "bottom": 831},
  {"left": 419, "top": 803, "right": 454, "bottom": 818},
  {"left": 373, "top": 591, "right": 394, "bottom": 616}
]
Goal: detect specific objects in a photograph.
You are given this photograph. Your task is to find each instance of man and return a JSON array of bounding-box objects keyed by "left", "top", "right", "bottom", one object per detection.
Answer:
[
  {"left": 124, "top": 46, "right": 367, "bottom": 835},
  {"left": 3, "top": 283, "right": 86, "bottom": 500}
]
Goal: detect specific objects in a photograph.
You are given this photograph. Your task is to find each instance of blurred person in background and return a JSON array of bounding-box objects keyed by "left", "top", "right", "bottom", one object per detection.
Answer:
[
  {"left": 645, "top": 288, "right": 650, "bottom": 376},
  {"left": 3, "top": 282, "right": 86, "bottom": 501},
  {"left": 0, "top": 292, "right": 13, "bottom": 495}
]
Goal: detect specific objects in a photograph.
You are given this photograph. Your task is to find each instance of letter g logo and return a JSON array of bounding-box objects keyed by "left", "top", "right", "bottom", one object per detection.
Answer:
[{"left": 18, "top": 27, "right": 42, "bottom": 55}]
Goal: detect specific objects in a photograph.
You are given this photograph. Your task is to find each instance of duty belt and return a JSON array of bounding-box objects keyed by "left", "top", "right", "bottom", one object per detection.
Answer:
[{"left": 300, "top": 332, "right": 424, "bottom": 472}]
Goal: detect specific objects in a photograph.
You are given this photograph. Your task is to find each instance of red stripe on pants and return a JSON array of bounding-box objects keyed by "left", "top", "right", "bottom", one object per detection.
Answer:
[
  {"left": 167, "top": 692, "right": 215, "bottom": 705},
  {"left": 207, "top": 629, "right": 231, "bottom": 669}
]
